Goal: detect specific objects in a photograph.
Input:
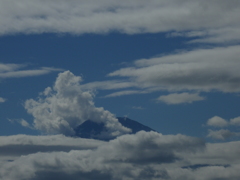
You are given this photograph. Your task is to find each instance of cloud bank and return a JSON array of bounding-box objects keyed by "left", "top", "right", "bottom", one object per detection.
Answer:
[
  {"left": 25, "top": 71, "right": 131, "bottom": 138},
  {"left": 0, "top": 0, "right": 240, "bottom": 44},
  {"left": 1, "top": 131, "right": 240, "bottom": 180}
]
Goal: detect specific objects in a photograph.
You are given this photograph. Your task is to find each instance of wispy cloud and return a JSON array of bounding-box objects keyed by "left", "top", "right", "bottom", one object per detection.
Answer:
[
  {"left": 157, "top": 93, "right": 205, "bottom": 105},
  {"left": 8, "top": 119, "right": 33, "bottom": 129},
  {"left": 109, "top": 46, "right": 240, "bottom": 93},
  {"left": 0, "top": 0, "right": 239, "bottom": 44},
  {"left": 0, "top": 63, "right": 63, "bottom": 79},
  {"left": 132, "top": 106, "right": 145, "bottom": 110},
  {"left": 0, "top": 97, "right": 6, "bottom": 103},
  {"left": 81, "top": 80, "right": 136, "bottom": 90},
  {"left": 104, "top": 90, "right": 147, "bottom": 98}
]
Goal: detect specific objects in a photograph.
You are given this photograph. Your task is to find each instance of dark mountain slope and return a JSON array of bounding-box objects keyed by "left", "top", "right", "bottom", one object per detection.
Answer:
[{"left": 74, "top": 117, "right": 156, "bottom": 140}]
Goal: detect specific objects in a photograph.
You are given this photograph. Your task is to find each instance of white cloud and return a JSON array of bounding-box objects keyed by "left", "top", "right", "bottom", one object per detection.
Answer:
[
  {"left": 0, "top": 97, "right": 6, "bottom": 103},
  {"left": 207, "top": 129, "right": 240, "bottom": 140},
  {"left": 168, "top": 27, "right": 240, "bottom": 44},
  {"left": 206, "top": 116, "right": 240, "bottom": 140},
  {"left": 230, "top": 117, "right": 240, "bottom": 126},
  {"left": 0, "top": 63, "right": 63, "bottom": 78},
  {"left": 207, "top": 116, "right": 229, "bottom": 127},
  {"left": 0, "top": 0, "right": 239, "bottom": 44},
  {"left": 157, "top": 93, "right": 205, "bottom": 104},
  {"left": 108, "top": 45, "right": 240, "bottom": 93},
  {"left": 0, "top": 63, "right": 24, "bottom": 72},
  {"left": 8, "top": 119, "right": 33, "bottom": 129},
  {"left": 104, "top": 90, "right": 146, "bottom": 98},
  {"left": 1, "top": 131, "right": 240, "bottom": 180},
  {"left": 81, "top": 80, "right": 136, "bottom": 90},
  {"left": 25, "top": 71, "right": 131, "bottom": 137}
]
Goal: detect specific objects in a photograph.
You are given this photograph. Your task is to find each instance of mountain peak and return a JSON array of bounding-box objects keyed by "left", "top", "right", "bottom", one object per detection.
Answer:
[{"left": 74, "top": 117, "right": 156, "bottom": 141}]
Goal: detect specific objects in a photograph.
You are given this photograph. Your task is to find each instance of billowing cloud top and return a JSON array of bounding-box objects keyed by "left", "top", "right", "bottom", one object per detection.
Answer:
[{"left": 25, "top": 71, "right": 131, "bottom": 137}]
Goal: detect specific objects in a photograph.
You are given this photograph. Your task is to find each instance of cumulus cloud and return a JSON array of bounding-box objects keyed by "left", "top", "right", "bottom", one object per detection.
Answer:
[
  {"left": 108, "top": 45, "right": 240, "bottom": 93},
  {"left": 0, "top": 97, "right": 6, "bottom": 103},
  {"left": 157, "top": 92, "right": 205, "bottom": 104},
  {"left": 0, "top": 0, "right": 240, "bottom": 44},
  {"left": 207, "top": 116, "right": 240, "bottom": 127},
  {"left": 230, "top": 117, "right": 240, "bottom": 126},
  {"left": 0, "top": 63, "right": 62, "bottom": 79},
  {"left": 207, "top": 116, "right": 229, "bottom": 127},
  {"left": 25, "top": 71, "right": 131, "bottom": 138},
  {"left": 206, "top": 116, "right": 240, "bottom": 140},
  {"left": 207, "top": 129, "right": 240, "bottom": 140}
]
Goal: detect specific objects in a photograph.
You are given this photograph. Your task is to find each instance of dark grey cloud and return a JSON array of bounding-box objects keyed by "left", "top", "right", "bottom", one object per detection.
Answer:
[
  {"left": 96, "top": 131, "right": 204, "bottom": 164},
  {"left": 0, "top": 131, "right": 206, "bottom": 180},
  {"left": 1, "top": 131, "right": 240, "bottom": 180},
  {"left": 0, "top": 134, "right": 104, "bottom": 160}
]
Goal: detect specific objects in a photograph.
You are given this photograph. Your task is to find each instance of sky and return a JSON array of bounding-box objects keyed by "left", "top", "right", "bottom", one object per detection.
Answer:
[{"left": 0, "top": 0, "right": 240, "bottom": 179}]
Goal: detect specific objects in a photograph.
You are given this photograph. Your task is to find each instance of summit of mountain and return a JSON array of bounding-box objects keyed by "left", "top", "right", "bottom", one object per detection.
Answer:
[{"left": 74, "top": 117, "right": 156, "bottom": 141}]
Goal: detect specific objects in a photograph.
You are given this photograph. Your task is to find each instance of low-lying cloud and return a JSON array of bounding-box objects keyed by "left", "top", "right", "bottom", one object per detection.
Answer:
[
  {"left": 25, "top": 71, "right": 131, "bottom": 138},
  {"left": 0, "top": 134, "right": 103, "bottom": 159},
  {"left": 1, "top": 131, "right": 240, "bottom": 180}
]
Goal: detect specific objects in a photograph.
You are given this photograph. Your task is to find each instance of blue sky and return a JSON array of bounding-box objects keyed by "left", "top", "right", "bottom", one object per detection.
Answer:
[
  {"left": 1, "top": 32, "right": 239, "bottom": 139},
  {"left": 0, "top": 1, "right": 240, "bottom": 179},
  {"left": 0, "top": 11, "right": 239, "bottom": 140}
]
